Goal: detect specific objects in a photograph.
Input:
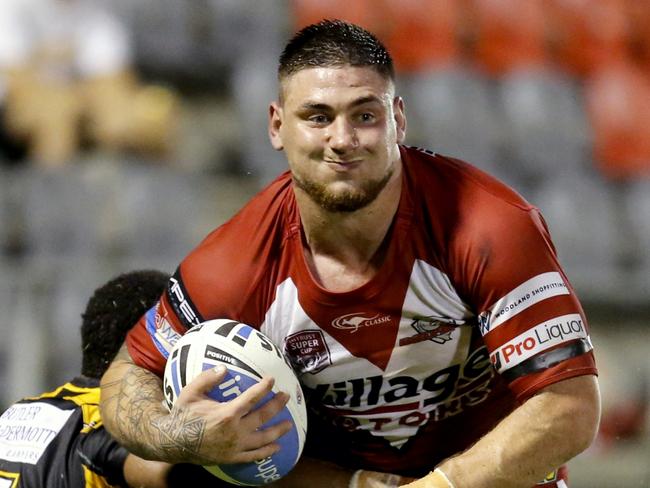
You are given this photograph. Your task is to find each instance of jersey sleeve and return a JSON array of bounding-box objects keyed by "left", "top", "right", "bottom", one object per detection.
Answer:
[
  {"left": 448, "top": 176, "right": 596, "bottom": 401},
  {"left": 126, "top": 176, "right": 292, "bottom": 376},
  {"left": 76, "top": 427, "right": 129, "bottom": 487}
]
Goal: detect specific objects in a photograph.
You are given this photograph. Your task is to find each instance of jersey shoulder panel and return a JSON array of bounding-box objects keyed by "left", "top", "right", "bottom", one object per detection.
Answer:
[
  {"left": 178, "top": 173, "right": 295, "bottom": 325},
  {"left": 402, "top": 146, "right": 560, "bottom": 306}
]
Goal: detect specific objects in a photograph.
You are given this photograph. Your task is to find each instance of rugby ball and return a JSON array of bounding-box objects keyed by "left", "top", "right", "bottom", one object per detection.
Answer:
[{"left": 162, "top": 319, "right": 307, "bottom": 486}]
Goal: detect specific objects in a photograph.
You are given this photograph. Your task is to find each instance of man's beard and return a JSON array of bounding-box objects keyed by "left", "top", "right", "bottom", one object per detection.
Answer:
[{"left": 293, "top": 167, "right": 394, "bottom": 213}]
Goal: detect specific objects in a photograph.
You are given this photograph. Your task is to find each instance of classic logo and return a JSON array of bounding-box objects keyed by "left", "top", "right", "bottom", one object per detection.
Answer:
[
  {"left": 331, "top": 312, "right": 391, "bottom": 333},
  {"left": 284, "top": 330, "right": 332, "bottom": 374},
  {"left": 399, "top": 316, "right": 462, "bottom": 346}
]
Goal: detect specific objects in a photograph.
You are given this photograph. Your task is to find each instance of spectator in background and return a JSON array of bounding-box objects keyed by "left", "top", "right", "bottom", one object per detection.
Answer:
[{"left": 0, "top": 0, "right": 178, "bottom": 167}]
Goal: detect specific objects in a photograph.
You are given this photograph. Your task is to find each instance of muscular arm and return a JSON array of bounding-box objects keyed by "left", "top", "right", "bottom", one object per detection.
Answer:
[
  {"left": 405, "top": 375, "right": 601, "bottom": 488},
  {"left": 99, "top": 343, "right": 292, "bottom": 465},
  {"left": 99, "top": 344, "right": 206, "bottom": 462}
]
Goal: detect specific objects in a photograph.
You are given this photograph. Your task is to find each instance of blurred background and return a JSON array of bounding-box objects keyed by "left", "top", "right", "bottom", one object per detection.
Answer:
[{"left": 0, "top": 0, "right": 648, "bottom": 486}]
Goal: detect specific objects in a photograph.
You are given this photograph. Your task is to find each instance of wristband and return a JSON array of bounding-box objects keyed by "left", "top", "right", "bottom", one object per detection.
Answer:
[{"left": 433, "top": 468, "right": 455, "bottom": 488}]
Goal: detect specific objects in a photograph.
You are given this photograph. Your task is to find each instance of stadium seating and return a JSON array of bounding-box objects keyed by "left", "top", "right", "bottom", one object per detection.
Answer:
[
  {"left": 401, "top": 67, "right": 503, "bottom": 180},
  {"left": 584, "top": 60, "right": 650, "bottom": 180},
  {"left": 465, "top": 0, "right": 549, "bottom": 77},
  {"left": 496, "top": 68, "right": 592, "bottom": 191},
  {"left": 546, "top": 0, "right": 630, "bottom": 78},
  {"left": 622, "top": 180, "right": 650, "bottom": 289},
  {"left": 530, "top": 171, "right": 624, "bottom": 302},
  {"left": 19, "top": 164, "right": 117, "bottom": 259}
]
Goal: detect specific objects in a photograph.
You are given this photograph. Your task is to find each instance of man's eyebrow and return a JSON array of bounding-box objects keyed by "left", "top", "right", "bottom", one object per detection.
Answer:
[
  {"left": 298, "top": 96, "right": 383, "bottom": 111},
  {"left": 350, "top": 95, "right": 383, "bottom": 107},
  {"left": 298, "top": 102, "right": 332, "bottom": 111}
]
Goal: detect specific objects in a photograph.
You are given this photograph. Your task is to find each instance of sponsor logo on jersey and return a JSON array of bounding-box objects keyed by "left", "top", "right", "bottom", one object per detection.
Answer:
[
  {"left": 490, "top": 313, "right": 588, "bottom": 373},
  {"left": 167, "top": 271, "right": 202, "bottom": 328},
  {"left": 284, "top": 330, "right": 332, "bottom": 374},
  {"left": 306, "top": 347, "right": 495, "bottom": 447},
  {"left": 331, "top": 312, "right": 391, "bottom": 333},
  {"left": 399, "top": 316, "right": 462, "bottom": 346},
  {"left": 0, "top": 402, "right": 74, "bottom": 465},
  {"left": 145, "top": 304, "right": 181, "bottom": 359},
  {"left": 479, "top": 272, "right": 569, "bottom": 335}
]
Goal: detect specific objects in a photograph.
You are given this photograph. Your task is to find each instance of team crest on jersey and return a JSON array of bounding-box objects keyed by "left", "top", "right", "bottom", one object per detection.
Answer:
[
  {"left": 284, "top": 330, "right": 332, "bottom": 374},
  {"left": 399, "top": 316, "right": 462, "bottom": 346}
]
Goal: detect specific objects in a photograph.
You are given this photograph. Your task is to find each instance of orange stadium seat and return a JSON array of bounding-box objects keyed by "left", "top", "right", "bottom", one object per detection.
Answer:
[
  {"left": 585, "top": 60, "right": 650, "bottom": 180},
  {"left": 546, "top": 0, "right": 631, "bottom": 78},
  {"left": 624, "top": 0, "right": 650, "bottom": 71},
  {"left": 464, "top": 0, "right": 549, "bottom": 77},
  {"left": 290, "top": 0, "right": 462, "bottom": 73}
]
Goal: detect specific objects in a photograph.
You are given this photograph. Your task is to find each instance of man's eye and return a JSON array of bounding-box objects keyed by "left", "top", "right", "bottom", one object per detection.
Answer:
[
  {"left": 359, "top": 113, "right": 375, "bottom": 122},
  {"left": 309, "top": 114, "right": 329, "bottom": 124}
]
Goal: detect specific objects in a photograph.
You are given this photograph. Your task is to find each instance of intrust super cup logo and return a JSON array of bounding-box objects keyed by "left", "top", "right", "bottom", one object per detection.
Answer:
[
  {"left": 490, "top": 313, "right": 588, "bottom": 373},
  {"left": 284, "top": 330, "right": 332, "bottom": 374}
]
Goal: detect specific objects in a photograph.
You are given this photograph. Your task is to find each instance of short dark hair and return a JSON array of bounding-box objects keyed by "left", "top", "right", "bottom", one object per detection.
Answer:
[
  {"left": 80, "top": 269, "right": 169, "bottom": 378},
  {"left": 278, "top": 19, "right": 394, "bottom": 82}
]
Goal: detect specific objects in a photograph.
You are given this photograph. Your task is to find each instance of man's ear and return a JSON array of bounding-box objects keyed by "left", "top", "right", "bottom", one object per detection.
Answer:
[
  {"left": 393, "top": 96, "right": 407, "bottom": 144},
  {"left": 268, "top": 102, "right": 284, "bottom": 151}
]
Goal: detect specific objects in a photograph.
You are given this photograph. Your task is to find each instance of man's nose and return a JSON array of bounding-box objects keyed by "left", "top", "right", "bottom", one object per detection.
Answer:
[{"left": 327, "top": 117, "right": 358, "bottom": 153}]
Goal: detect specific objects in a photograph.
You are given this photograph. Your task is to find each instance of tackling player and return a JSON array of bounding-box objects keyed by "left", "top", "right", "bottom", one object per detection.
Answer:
[
  {"left": 100, "top": 20, "right": 600, "bottom": 488},
  {"left": 0, "top": 270, "right": 215, "bottom": 487}
]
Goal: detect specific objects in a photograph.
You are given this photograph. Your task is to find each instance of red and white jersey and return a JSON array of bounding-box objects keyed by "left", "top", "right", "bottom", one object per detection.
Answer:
[{"left": 127, "top": 145, "right": 596, "bottom": 476}]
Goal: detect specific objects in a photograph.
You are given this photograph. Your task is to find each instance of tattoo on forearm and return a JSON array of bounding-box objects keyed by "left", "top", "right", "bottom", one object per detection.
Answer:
[{"left": 103, "top": 364, "right": 208, "bottom": 463}]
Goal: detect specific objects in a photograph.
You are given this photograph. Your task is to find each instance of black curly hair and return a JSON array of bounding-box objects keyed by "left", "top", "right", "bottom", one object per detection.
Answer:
[
  {"left": 278, "top": 19, "right": 394, "bottom": 83},
  {"left": 80, "top": 269, "right": 169, "bottom": 378}
]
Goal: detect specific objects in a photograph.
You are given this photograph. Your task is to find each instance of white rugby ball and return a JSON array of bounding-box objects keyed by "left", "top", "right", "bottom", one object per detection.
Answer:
[{"left": 162, "top": 319, "right": 307, "bottom": 486}]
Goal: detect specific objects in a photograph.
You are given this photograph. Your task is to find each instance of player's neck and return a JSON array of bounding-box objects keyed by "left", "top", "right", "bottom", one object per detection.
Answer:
[{"left": 296, "top": 166, "right": 402, "bottom": 267}]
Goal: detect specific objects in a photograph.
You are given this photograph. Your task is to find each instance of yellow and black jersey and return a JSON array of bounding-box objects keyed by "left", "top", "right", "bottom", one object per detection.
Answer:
[{"left": 0, "top": 377, "right": 128, "bottom": 488}]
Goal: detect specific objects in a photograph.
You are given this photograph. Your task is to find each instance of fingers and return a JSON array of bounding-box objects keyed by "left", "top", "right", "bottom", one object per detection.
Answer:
[
  {"left": 243, "top": 390, "right": 291, "bottom": 428},
  {"left": 178, "top": 365, "right": 229, "bottom": 402},
  {"left": 240, "top": 418, "right": 293, "bottom": 450},
  {"left": 229, "top": 376, "right": 277, "bottom": 415},
  {"left": 229, "top": 443, "right": 282, "bottom": 464}
]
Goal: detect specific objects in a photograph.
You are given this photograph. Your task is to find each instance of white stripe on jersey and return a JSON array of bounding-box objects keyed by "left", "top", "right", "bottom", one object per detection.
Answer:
[
  {"left": 407, "top": 259, "right": 473, "bottom": 320},
  {"left": 479, "top": 272, "right": 569, "bottom": 336}
]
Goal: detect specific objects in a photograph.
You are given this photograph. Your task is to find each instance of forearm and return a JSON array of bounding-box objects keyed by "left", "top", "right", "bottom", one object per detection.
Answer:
[
  {"left": 99, "top": 345, "right": 208, "bottom": 464},
  {"left": 434, "top": 375, "right": 600, "bottom": 488}
]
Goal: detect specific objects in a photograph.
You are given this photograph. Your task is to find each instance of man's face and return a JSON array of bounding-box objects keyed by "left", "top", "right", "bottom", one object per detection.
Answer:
[{"left": 269, "top": 66, "right": 406, "bottom": 212}]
